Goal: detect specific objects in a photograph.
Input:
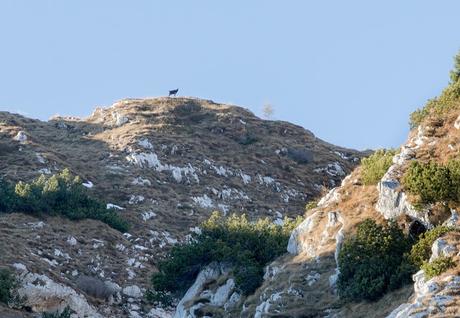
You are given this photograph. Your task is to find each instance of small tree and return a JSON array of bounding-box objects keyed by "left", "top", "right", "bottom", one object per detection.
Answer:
[
  {"left": 262, "top": 103, "right": 274, "bottom": 119},
  {"left": 450, "top": 50, "right": 460, "bottom": 83}
]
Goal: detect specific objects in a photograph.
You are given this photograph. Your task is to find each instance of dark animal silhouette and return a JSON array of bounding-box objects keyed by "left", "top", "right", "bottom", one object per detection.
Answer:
[{"left": 169, "top": 89, "right": 179, "bottom": 97}]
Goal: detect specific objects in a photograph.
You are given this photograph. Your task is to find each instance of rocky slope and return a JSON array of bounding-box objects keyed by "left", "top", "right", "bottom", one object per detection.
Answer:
[
  {"left": 0, "top": 97, "right": 364, "bottom": 317},
  {"left": 175, "top": 103, "right": 460, "bottom": 316}
]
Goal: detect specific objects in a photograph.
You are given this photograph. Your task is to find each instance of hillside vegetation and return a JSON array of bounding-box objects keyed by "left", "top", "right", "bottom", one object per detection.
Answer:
[
  {"left": 149, "top": 212, "right": 301, "bottom": 305},
  {"left": 0, "top": 169, "right": 128, "bottom": 232}
]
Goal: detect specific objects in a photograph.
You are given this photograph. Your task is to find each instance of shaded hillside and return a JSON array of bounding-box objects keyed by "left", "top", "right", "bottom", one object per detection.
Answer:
[{"left": 0, "top": 97, "right": 364, "bottom": 317}]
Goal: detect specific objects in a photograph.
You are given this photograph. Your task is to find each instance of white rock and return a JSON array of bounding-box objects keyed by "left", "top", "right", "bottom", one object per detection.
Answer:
[
  {"left": 211, "top": 278, "right": 235, "bottom": 306},
  {"left": 430, "top": 238, "right": 457, "bottom": 262},
  {"left": 82, "top": 181, "right": 93, "bottom": 188},
  {"left": 148, "top": 308, "right": 173, "bottom": 318},
  {"left": 28, "top": 221, "right": 45, "bottom": 229},
  {"left": 36, "top": 153, "right": 46, "bottom": 164},
  {"left": 375, "top": 149, "right": 430, "bottom": 227},
  {"left": 107, "top": 203, "right": 125, "bottom": 210},
  {"left": 138, "top": 138, "right": 154, "bottom": 149},
  {"left": 14, "top": 131, "right": 27, "bottom": 143},
  {"left": 104, "top": 281, "right": 122, "bottom": 293},
  {"left": 306, "top": 272, "right": 321, "bottom": 286},
  {"left": 287, "top": 212, "right": 319, "bottom": 255},
  {"left": 126, "top": 152, "right": 199, "bottom": 183},
  {"left": 142, "top": 211, "right": 157, "bottom": 221},
  {"left": 112, "top": 112, "right": 129, "bottom": 126},
  {"left": 444, "top": 209, "right": 459, "bottom": 227},
  {"left": 13, "top": 263, "right": 27, "bottom": 272},
  {"left": 132, "top": 177, "right": 152, "bottom": 186},
  {"left": 240, "top": 172, "right": 252, "bottom": 184},
  {"left": 317, "top": 188, "right": 340, "bottom": 207},
  {"left": 128, "top": 195, "right": 145, "bottom": 205},
  {"left": 454, "top": 115, "right": 460, "bottom": 129},
  {"left": 314, "top": 162, "right": 345, "bottom": 177},
  {"left": 18, "top": 272, "right": 101, "bottom": 317},
  {"left": 192, "top": 194, "right": 214, "bottom": 209},
  {"left": 38, "top": 168, "right": 52, "bottom": 175},
  {"left": 67, "top": 236, "right": 77, "bottom": 246},
  {"left": 224, "top": 292, "right": 241, "bottom": 310},
  {"left": 329, "top": 211, "right": 345, "bottom": 288},
  {"left": 254, "top": 292, "right": 283, "bottom": 318},
  {"left": 190, "top": 227, "right": 202, "bottom": 235},
  {"left": 174, "top": 264, "right": 225, "bottom": 318},
  {"left": 122, "top": 285, "right": 142, "bottom": 298},
  {"left": 263, "top": 265, "right": 281, "bottom": 280}
]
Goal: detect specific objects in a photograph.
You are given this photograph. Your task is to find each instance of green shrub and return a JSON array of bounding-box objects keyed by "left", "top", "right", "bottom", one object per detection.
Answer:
[
  {"left": 409, "top": 107, "right": 430, "bottom": 130},
  {"left": 409, "top": 50, "right": 460, "bottom": 128},
  {"left": 402, "top": 160, "right": 460, "bottom": 206},
  {"left": 408, "top": 226, "right": 453, "bottom": 268},
  {"left": 0, "top": 268, "right": 17, "bottom": 304},
  {"left": 421, "top": 256, "right": 455, "bottom": 279},
  {"left": 337, "top": 219, "right": 413, "bottom": 301},
  {"left": 0, "top": 169, "right": 128, "bottom": 232},
  {"left": 0, "top": 179, "right": 16, "bottom": 212},
  {"left": 361, "top": 149, "right": 396, "bottom": 185},
  {"left": 450, "top": 50, "right": 460, "bottom": 84},
  {"left": 402, "top": 161, "right": 452, "bottom": 204},
  {"left": 446, "top": 160, "right": 460, "bottom": 201},
  {"left": 409, "top": 78, "right": 460, "bottom": 129},
  {"left": 42, "top": 307, "right": 72, "bottom": 318},
  {"left": 305, "top": 200, "right": 318, "bottom": 211},
  {"left": 149, "top": 212, "right": 300, "bottom": 305}
]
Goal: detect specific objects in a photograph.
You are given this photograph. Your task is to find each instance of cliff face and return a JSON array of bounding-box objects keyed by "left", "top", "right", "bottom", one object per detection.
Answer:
[{"left": 0, "top": 97, "right": 364, "bottom": 317}]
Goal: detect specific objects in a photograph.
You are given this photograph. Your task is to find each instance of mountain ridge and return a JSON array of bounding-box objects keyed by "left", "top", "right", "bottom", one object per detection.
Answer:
[{"left": 0, "top": 97, "right": 365, "bottom": 317}]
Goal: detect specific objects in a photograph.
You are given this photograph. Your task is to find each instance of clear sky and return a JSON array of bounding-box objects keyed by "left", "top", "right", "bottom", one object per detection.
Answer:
[{"left": 0, "top": 1, "right": 459, "bottom": 150}]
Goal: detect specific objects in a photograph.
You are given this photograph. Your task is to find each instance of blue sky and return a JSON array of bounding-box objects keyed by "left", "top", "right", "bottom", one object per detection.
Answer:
[{"left": 0, "top": 1, "right": 459, "bottom": 150}]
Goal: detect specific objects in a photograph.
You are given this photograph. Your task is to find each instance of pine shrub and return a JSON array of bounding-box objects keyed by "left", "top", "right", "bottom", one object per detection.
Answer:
[
  {"left": 0, "top": 169, "right": 128, "bottom": 232},
  {"left": 421, "top": 256, "right": 455, "bottom": 279},
  {"left": 402, "top": 160, "right": 460, "bottom": 206},
  {"left": 361, "top": 149, "right": 396, "bottom": 185},
  {"left": 0, "top": 268, "right": 17, "bottom": 304},
  {"left": 149, "top": 212, "right": 300, "bottom": 305},
  {"left": 337, "top": 219, "right": 413, "bottom": 301},
  {"left": 408, "top": 226, "right": 453, "bottom": 268}
]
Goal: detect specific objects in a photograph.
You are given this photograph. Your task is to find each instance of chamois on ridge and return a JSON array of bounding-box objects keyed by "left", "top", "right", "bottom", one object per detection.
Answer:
[{"left": 168, "top": 89, "right": 179, "bottom": 97}]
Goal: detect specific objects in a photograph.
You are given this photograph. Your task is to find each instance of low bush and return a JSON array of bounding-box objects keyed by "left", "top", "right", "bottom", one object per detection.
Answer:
[
  {"left": 0, "top": 268, "right": 17, "bottom": 304},
  {"left": 402, "top": 160, "right": 460, "bottom": 206},
  {"left": 305, "top": 200, "right": 318, "bottom": 211},
  {"left": 42, "top": 307, "right": 72, "bottom": 318},
  {"left": 337, "top": 219, "right": 413, "bottom": 301},
  {"left": 402, "top": 161, "right": 452, "bottom": 205},
  {"left": 450, "top": 50, "right": 460, "bottom": 84},
  {"left": 408, "top": 226, "right": 453, "bottom": 268},
  {"left": 0, "top": 169, "right": 128, "bottom": 232},
  {"left": 422, "top": 256, "right": 455, "bottom": 279},
  {"left": 361, "top": 149, "right": 396, "bottom": 185},
  {"left": 338, "top": 221, "right": 457, "bottom": 302},
  {"left": 148, "top": 212, "right": 300, "bottom": 305},
  {"left": 409, "top": 50, "right": 460, "bottom": 129},
  {"left": 409, "top": 76, "right": 460, "bottom": 129},
  {"left": 287, "top": 148, "right": 313, "bottom": 164}
]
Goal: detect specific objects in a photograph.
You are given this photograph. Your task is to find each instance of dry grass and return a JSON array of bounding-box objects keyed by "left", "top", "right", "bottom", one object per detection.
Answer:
[{"left": 0, "top": 97, "right": 367, "bottom": 316}]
